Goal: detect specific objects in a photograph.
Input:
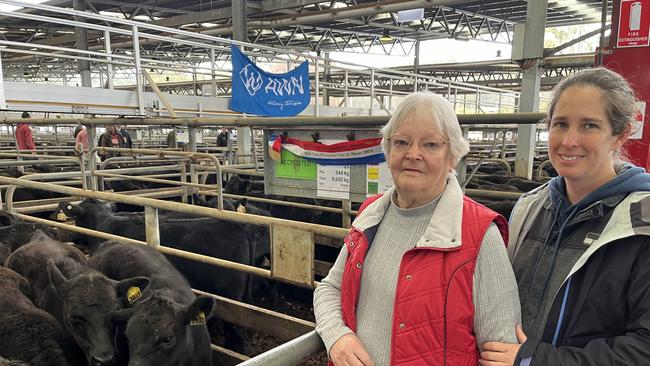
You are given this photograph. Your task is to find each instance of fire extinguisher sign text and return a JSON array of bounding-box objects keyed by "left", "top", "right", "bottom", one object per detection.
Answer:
[{"left": 617, "top": 0, "right": 650, "bottom": 48}]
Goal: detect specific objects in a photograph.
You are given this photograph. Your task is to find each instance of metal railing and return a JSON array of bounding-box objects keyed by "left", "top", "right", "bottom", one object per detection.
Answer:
[{"left": 0, "top": 0, "right": 521, "bottom": 116}]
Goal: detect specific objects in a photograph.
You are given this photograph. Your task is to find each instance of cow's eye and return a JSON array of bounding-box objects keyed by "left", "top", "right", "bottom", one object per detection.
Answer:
[
  {"left": 70, "top": 315, "right": 86, "bottom": 324},
  {"left": 156, "top": 335, "right": 175, "bottom": 348}
]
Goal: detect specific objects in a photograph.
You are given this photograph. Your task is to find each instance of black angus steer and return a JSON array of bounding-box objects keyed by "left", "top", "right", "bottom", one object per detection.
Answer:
[
  {"left": 5, "top": 231, "right": 147, "bottom": 366},
  {"left": 0, "top": 220, "right": 57, "bottom": 252},
  {"left": 0, "top": 267, "right": 79, "bottom": 366},
  {"left": 90, "top": 241, "right": 213, "bottom": 366},
  {"left": 59, "top": 198, "right": 253, "bottom": 351},
  {"left": 58, "top": 199, "right": 252, "bottom": 302}
]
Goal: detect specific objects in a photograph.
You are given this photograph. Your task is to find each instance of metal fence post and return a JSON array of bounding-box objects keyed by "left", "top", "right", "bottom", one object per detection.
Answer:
[{"left": 144, "top": 206, "right": 160, "bottom": 247}]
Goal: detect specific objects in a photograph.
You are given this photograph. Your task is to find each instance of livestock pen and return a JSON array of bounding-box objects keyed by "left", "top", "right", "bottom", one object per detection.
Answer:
[{"left": 0, "top": 175, "right": 347, "bottom": 365}]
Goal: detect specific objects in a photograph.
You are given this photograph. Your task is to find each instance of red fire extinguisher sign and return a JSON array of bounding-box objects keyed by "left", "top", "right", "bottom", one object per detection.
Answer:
[{"left": 617, "top": 0, "right": 650, "bottom": 47}]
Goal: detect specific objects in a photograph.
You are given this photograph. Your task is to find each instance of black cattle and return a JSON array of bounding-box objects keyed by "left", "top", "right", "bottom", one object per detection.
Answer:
[
  {"left": 0, "top": 267, "right": 80, "bottom": 366},
  {"left": 473, "top": 197, "right": 517, "bottom": 220},
  {"left": 90, "top": 241, "right": 213, "bottom": 366},
  {"left": 224, "top": 175, "right": 264, "bottom": 195},
  {"left": 0, "top": 221, "right": 57, "bottom": 252},
  {"left": 6, "top": 232, "right": 146, "bottom": 366},
  {"left": 48, "top": 261, "right": 150, "bottom": 366},
  {"left": 465, "top": 174, "right": 543, "bottom": 193},
  {"left": 0, "top": 167, "right": 64, "bottom": 203},
  {"left": 59, "top": 199, "right": 253, "bottom": 352},
  {"left": 0, "top": 211, "right": 19, "bottom": 227}
]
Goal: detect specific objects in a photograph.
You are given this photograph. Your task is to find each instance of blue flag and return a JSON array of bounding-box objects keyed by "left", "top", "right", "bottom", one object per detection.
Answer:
[{"left": 229, "top": 46, "right": 310, "bottom": 117}]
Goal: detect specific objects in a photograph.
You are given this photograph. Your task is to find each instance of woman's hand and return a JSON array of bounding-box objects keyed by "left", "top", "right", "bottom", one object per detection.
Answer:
[
  {"left": 330, "top": 333, "right": 375, "bottom": 366},
  {"left": 479, "top": 324, "right": 527, "bottom": 366}
]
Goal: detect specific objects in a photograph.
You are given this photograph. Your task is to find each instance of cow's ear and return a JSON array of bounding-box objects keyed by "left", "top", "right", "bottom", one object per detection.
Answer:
[
  {"left": 116, "top": 276, "right": 150, "bottom": 305},
  {"left": 108, "top": 309, "right": 134, "bottom": 324},
  {"left": 183, "top": 296, "right": 214, "bottom": 327},
  {"left": 15, "top": 272, "right": 33, "bottom": 299},
  {"left": 47, "top": 259, "right": 68, "bottom": 294}
]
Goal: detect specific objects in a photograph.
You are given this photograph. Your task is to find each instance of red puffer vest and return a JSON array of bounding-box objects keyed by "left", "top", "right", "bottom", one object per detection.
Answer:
[{"left": 333, "top": 195, "right": 507, "bottom": 366}]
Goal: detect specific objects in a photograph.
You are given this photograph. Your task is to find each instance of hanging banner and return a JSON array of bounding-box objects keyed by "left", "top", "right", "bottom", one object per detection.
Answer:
[
  {"left": 617, "top": 0, "right": 650, "bottom": 48},
  {"left": 269, "top": 136, "right": 385, "bottom": 165},
  {"left": 230, "top": 45, "right": 310, "bottom": 117}
]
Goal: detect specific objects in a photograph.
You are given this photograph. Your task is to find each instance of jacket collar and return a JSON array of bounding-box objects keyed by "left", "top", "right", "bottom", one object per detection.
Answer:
[{"left": 352, "top": 173, "right": 464, "bottom": 250}]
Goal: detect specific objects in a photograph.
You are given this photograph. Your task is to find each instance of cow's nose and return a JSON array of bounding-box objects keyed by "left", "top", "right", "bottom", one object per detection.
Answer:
[{"left": 91, "top": 354, "right": 115, "bottom": 366}]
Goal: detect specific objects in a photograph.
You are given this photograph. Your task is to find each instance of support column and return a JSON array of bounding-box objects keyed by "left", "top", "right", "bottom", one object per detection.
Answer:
[
  {"left": 210, "top": 48, "right": 216, "bottom": 96},
  {"left": 73, "top": 0, "right": 92, "bottom": 88},
  {"left": 104, "top": 30, "right": 113, "bottom": 89},
  {"left": 188, "top": 126, "right": 197, "bottom": 152},
  {"left": 132, "top": 26, "right": 145, "bottom": 116},
  {"left": 414, "top": 40, "right": 420, "bottom": 75},
  {"left": 232, "top": 0, "right": 248, "bottom": 43},
  {"left": 323, "top": 52, "right": 330, "bottom": 106},
  {"left": 233, "top": 0, "right": 252, "bottom": 163},
  {"left": 513, "top": 0, "right": 547, "bottom": 179},
  {"left": 0, "top": 52, "right": 6, "bottom": 110}
]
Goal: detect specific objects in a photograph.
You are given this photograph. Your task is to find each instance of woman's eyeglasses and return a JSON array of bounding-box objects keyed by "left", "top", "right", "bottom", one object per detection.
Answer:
[{"left": 388, "top": 136, "right": 449, "bottom": 155}]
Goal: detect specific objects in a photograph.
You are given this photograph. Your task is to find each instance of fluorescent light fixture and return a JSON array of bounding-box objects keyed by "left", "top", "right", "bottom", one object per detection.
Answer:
[{"left": 380, "top": 29, "right": 393, "bottom": 43}]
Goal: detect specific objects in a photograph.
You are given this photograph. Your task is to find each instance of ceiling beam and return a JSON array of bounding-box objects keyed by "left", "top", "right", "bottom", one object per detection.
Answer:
[
  {"left": 261, "top": 0, "right": 328, "bottom": 12},
  {"left": 85, "top": 0, "right": 190, "bottom": 15}
]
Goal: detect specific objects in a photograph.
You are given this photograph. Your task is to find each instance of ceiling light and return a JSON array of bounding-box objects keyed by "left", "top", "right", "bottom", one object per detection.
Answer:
[{"left": 380, "top": 29, "right": 393, "bottom": 43}]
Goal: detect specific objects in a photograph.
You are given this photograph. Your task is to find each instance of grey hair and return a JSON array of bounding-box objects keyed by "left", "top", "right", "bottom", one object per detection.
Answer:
[
  {"left": 380, "top": 92, "right": 469, "bottom": 166},
  {"left": 548, "top": 68, "right": 637, "bottom": 165}
]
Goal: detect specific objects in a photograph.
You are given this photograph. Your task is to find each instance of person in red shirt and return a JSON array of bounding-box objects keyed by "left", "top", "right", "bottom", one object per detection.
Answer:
[
  {"left": 74, "top": 125, "right": 89, "bottom": 154},
  {"left": 15, "top": 112, "right": 35, "bottom": 151}
]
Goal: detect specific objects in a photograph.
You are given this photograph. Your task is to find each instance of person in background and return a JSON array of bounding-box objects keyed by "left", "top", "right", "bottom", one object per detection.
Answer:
[
  {"left": 119, "top": 125, "right": 133, "bottom": 148},
  {"left": 314, "top": 92, "right": 520, "bottom": 366},
  {"left": 97, "top": 124, "right": 124, "bottom": 161},
  {"left": 16, "top": 111, "right": 35, "bottom": 151},
  {"left": 73, "top": 125, "right": 89, "bottom": 154},
  {"left": 479, "top": 68, "right": 650, "bottom": 366},
  {"left": 216, "top": 129, "right": 229, "bottom": 147},
  {"left": 166, "top": 129, "right": 177, "bottom": 149}
]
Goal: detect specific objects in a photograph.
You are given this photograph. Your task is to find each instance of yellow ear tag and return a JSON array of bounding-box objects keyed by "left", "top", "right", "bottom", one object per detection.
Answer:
[
  {"left": 190, "top": 311, "right": 206, "bottom": 326},
  {"left": 127, "top": 286, "right": 142, "bottom": 304},
  {"left": 56, "top": 211, "right": 68, "bottom": 221},
  {"left": 236, "top": 204, "right": 246, "bottom": 213}
]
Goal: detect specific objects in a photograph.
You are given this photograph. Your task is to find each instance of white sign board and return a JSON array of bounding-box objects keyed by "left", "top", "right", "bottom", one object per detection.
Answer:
[
  {"left": 317, "top": 164, "right": 350, "bottom": 199},
  {"left": 175, "top": 129, "right": 189, "bottom": 143}
]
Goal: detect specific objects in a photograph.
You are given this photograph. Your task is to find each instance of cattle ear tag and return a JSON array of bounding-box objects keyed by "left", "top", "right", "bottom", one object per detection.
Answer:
[
  {"left": 56, "top": 211, "right": 68, "bottom": 221},
  {"left": 236, "top": 204, "right": 247, "bottom": 214},
  {"left": 190, "top": 311, "right": 206, "bottom": 326},
  {"left": 127, "top": 286, "right": 142, "bottom": 304}
]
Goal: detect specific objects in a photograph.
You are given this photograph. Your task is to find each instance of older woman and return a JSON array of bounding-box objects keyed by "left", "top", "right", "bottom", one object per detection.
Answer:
[
  {"left": 480, "top": 68, "right": 650, "bottom": 366},
  {"left": 314, "top": 93, "right": 521, "bottom": 366}
]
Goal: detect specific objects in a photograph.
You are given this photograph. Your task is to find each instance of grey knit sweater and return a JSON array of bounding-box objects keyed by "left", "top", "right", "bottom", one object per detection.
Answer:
[{"left": 314, "top": 192, "right": 521, "bottom": 365}]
